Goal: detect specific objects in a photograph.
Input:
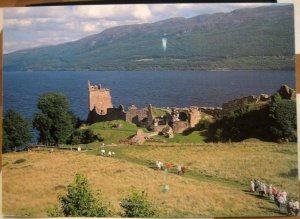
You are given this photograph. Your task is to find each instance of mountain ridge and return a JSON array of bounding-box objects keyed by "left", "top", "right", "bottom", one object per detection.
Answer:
[{"left": 4, "top": 5, "right": 295, "bottom": 71}]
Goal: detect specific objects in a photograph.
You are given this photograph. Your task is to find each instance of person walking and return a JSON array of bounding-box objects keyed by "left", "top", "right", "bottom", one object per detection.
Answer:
[{"left": 250, "top": 180, "right": 255, "bottom": 192}]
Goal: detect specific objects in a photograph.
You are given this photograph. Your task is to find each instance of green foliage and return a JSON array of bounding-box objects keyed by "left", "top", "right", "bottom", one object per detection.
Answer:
[
  {"left": 269, "top": 99, "right": 296, "bottom": 141},
  {"left": 207, "top": 95, "right": 296, "bottom": 142},
  {"left": 269, "top": 93, "right": 282, "bottom": 118},
  {"left": 3, "top": 130, "right": 11, "bottom": 152},
  {"left": 3, "top": 109, "right": 32, "bottom": 149},
  {"left": 195, "top": 120, "right": 211, "bottom": 131},
  {"left": 13, "top": 158, "right": 26, "bottom": 164},
  {"left": 18, "top": 208, "right": 34, "bottom": 217},
  {"left": 46, "top": 206, "right": 64, "bottom": 217},
  {"left": 58, "top": 174, "right": 112, "bottom": 217},
  {"left": 68, "top": 129, "right": 103, "bottom": 145},
  {"left": 33, "top": 93, "right": 75, "bottom": 145},
  {"left": 120, "top": 189, "right": 159, "bottom": 217}
]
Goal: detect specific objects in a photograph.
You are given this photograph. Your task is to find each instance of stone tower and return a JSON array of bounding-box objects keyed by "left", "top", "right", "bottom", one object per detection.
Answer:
[{"left": 88, "top": 81, "right": 113, "bottom": 115}]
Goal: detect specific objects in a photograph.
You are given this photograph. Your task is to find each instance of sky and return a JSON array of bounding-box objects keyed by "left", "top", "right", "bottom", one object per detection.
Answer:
[{"left": 3, "top": 3, "right": 277, "bottom": 54}]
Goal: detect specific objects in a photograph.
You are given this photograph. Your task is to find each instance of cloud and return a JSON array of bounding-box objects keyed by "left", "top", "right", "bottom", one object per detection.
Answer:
[
  {"left": 83, "top": 23, "right": 98, "bottom": 32},
  {"left": 5, "top": 19, "right": 32, "bottom": 28},
  {"left": 72, "top": 5, "right": 153, "bottom": 22}
]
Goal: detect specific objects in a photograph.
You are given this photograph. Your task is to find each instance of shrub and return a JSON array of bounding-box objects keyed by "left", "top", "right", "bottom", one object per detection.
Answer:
[
  {"left": 81, "top": 129, "right": 103, "bottom": 144},
  {"left": 195, "top": 119, "right": 210, "bottom": 130},
  {"left": 58, "top": 174, "right": 112, "bottom": 217},
  {"left": 68, "top": 129, "right": 103, "bottom": 145},
  {"left": 18, "top": 208, "right": 34, "bottom": 217},
  {"left": 120, "top": 189, "right": 159, "bottom": 217},
  {"left": 269, "top": 99, "right": 296, "bottom": 141},
  {"left": 46, "top": 206, "right": 64, "bottom": 217}
]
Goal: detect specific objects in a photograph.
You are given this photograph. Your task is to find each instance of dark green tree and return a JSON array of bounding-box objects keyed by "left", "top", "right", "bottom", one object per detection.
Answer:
[
  {"left": 67, "top": 129, "right": 103, "bottom": 145},
  {"left": 3, "top": 109, "right": 32, "bottom": 150},
  {"left": 33, "top": 93, "right": 75, "bottom": 145},
  {"left": 68, "top": 130, "right": 83, "bottom": 145},
  {"left": 120, "top": 189, "right": 159, "bottom": 217},
  {"left": 3, "top": 130, "right": 11, "bottom": 152},
  {"left": 58, "top": 174, "right": 112, "bottom": 217}
]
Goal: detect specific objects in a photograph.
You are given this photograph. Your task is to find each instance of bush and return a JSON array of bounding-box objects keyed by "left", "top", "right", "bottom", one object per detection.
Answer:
[
  {"left": 58, "top": 174, "right": 111, "bottom": 217},
  {"left": 269, "top": 99, "right": 296, "bottom": 141},
  {"left": 68, "top": 129, "right": 103, "bottom": 145},
  {"left": 195, "top": 119, "right": 210, "bottom": 130},
  {"left": 207, "top": 96, "right": 297, "bottom": 142},
  {"left": 207, "top": 103, "right": 273, "bottom": 142},
  {"left": 120, "top": 189, "right": 159, "bottom": 217},
  {"left": 46, "top": 206, "right": 64, "bottom": 217}
]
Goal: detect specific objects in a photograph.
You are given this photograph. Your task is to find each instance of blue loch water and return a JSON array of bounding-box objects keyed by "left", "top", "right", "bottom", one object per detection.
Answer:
[{"left": 3, "top": 70, "right": 295, "bottom": 121}]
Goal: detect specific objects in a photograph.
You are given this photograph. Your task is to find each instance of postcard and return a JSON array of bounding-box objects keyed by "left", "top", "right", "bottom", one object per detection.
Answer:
[{"left": 2, "top": 3, "right": 298, "bottom": 217}]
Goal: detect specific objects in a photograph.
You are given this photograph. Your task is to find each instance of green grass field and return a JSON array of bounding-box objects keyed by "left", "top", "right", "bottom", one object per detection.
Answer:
[
  {"left": 2, "top": 121, "right": 298, "bottom": 217},
  {"left": 87, "top": 120, "right": 149, "bottom": 144}
]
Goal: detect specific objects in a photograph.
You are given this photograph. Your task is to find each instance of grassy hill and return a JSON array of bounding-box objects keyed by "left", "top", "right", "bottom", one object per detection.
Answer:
[
  {"left": 2, "top": 140, "right": 298, "bottom": 217},
  {"left": 4, "top": 5, "right": 294, "bottom": 71},
  {"left": 79, "top": 120, "right": 206, "bottom": 146},
  {"left": 86, "top": 120, "right": 148, "bottom": 144}
]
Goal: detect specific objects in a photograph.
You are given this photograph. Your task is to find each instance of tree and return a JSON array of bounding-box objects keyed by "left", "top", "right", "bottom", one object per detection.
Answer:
[
  {"left": 3, "top": 109, "right": 32, "bottom": 150},
  {"left": 58, "top": 174, "right": 112, "bottom": 217},
  {"left": 33, "top": 93, "right": 75, "bottom": 145},
  {"left": 120, "top": 189, "right": 159, "bottom": 217}
]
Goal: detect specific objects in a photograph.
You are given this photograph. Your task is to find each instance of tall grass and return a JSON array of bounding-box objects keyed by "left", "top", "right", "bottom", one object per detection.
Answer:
[
  {"left": 2, "top": 147, "right": 288, "bottom": 217},
  {"left": 120, "top": 141, "right": 298, "bottom": 198}
]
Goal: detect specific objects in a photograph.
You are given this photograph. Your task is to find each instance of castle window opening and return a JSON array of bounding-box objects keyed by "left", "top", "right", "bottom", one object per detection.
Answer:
[{"left": 179, "top": 112, "right": 188, "bottom": 121}]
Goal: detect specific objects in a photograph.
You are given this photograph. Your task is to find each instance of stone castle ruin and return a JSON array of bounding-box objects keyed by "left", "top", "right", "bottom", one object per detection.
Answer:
[
  {"left": 88, "top": 81, "right": 113, "bottom": 115},
  {"left": 87, "top": 81, "right": 295, "bottom": 140},
  {"left": 87, "top": 81, "right": 202, "bottom": 135}
]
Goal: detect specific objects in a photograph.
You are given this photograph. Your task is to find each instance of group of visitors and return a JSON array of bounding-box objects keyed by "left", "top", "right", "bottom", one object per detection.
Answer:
[
  {"left": 177, "top": 165, "right": 187, "bottom": 175},
  {"left": 250, "top": 179, "right": 299, "bottom": 216},
  {"left": 100, "top": 149, "right": 115, "bottom": 157},
  {"left": 155, "top": 161, "right": 187, "bottom": 175}
]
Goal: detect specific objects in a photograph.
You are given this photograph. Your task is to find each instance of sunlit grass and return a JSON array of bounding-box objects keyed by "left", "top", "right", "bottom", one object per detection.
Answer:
[
  {"left": 88, "top": 120, "right": 148, "bottom": 144},
  {"left": 2, "top": 146, "right": 291, "bottom": 217},
  {"left": 117, "top": 141, "right": 298, "bottom": 199}
]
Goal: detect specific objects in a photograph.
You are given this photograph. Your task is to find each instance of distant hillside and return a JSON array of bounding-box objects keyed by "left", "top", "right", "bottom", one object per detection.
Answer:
[{"left": 4, "top": 5, "right": 295, "bottom": 71}]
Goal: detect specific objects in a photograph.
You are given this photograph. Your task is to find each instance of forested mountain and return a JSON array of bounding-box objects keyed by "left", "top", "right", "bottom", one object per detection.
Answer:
[{"left": 4, "top": 5, "right": 294, "bottom": 71}]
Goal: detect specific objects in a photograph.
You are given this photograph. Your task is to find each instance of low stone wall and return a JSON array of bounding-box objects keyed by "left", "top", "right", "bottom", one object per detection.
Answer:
[
  {"left": 153, "top": 124, "right": 168, "bottom": 133},
  {"left": 172, "top": 121, "right": 190, "bottom": 134},
  {"left": 126, "top": 108, "right": 148, "bottom": 126}
]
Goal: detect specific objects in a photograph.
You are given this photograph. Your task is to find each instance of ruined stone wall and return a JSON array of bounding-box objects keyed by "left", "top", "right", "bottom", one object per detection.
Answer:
[
  {"left": 126, "top": 108, "right": 148, "bottom": 127},
  {"left": 106, "top": 106, "right": 126, "bottom": 121},
  {"left": 188, "top": 107, "right": 201, "bottom": 128},
  {"left": 88, "top": 81, "right": 113, "bottom": 115},
  {"left": 147, "top": 105, "right": 154, "bottom": 128},
  {"left": 87, "top": 105, "right": 125, "bottom": 124},
  {"left": 153, "top": 124, "right": 168, "bottom": 133},
  {"left": 172, "top": 121, "right": 190, "bottom": 134}
]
